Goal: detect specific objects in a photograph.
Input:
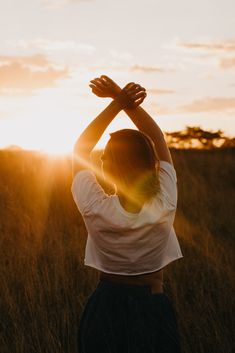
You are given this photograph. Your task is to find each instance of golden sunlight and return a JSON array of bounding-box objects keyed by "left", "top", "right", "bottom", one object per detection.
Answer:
[{"left": 1, "top": 115, "right": 110, "bottom": 155}]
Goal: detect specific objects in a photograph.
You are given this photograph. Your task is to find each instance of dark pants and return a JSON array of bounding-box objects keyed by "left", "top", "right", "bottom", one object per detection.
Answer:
[{"left": 78, "top": 279, "right": 182, "bottom": 353}]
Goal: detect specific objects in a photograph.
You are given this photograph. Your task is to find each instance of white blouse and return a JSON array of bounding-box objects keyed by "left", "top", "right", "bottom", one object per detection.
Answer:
[{"left": 71, "top": 160, "right": 183, "bottom": 275}]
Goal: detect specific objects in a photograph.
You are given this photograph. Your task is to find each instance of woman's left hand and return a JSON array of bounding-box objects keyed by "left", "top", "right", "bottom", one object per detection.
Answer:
[{"left": 89, "top": 75, "right": 121, "bottom": 98}]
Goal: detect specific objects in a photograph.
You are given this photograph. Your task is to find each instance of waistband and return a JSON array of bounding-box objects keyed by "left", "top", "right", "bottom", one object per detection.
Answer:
[
  {"left": 99, "top": 272, "right": 164, "bottom": 294},
  {"left": 97, "top": 278, "right": 165, "bottom": 297}
]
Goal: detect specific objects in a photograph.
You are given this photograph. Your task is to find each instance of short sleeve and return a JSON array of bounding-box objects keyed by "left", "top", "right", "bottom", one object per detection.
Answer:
[
  {"left": 71, "top": 170, "right": 107, "bottom": 216},
  {"left": 158, "top": 161, "right": 177, "bottom": 209}
]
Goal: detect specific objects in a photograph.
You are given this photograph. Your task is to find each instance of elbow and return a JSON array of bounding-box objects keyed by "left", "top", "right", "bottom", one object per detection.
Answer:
[
  {"left": 73, "top": 144, "right": 90, "bottom": 163},
  {"left": 74, "top": 139, "right": 91, "bottom": 158}
]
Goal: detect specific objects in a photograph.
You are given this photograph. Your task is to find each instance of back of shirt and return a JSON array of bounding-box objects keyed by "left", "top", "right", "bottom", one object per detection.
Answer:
[{"left": 71, "top": 160, "right": 183, "bottom": 275}]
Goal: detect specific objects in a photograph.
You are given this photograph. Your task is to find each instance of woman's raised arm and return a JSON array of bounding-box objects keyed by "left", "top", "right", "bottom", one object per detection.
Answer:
[
  {"left": 124, "top": 104, "right": 173, "bottom": 165},
  {"left": 73, "top": 82, "right": 146, "bottom": 176},
  {"left": 90, "top": 76, "right": 173, "bottom": 165},
  {"left": 90, "top": 75, "right": 173, "bottom": 164}
]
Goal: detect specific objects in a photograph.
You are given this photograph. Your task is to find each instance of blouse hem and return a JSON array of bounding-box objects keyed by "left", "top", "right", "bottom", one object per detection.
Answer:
[{"left": 84, "top": 255, "right": 183, "bottom": 276}]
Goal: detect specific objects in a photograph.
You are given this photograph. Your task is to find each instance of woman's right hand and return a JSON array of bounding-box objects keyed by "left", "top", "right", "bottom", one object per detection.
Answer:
[
  {"left": 116, "top": 82, "right": 147, "bottom": 109},
  {"left": 89, "top": 75, "right": 121, "bottom": 99}
]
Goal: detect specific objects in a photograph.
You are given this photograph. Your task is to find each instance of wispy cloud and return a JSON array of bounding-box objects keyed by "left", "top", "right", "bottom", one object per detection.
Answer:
[
  {"left": 174, "top": 39, "right": 235, "bottom": 72},
  {"left": 0, "top": 54, "right": 50, "bottom": 67},
  {"left": 0, "top": 54, "right": 69, "bottom": 95},
  {"left": 12, "top": 38, "right": 95, "bottom": 55},
  {"left": 148, "top": 88, "right": 176, "bottom": 95},
  {"left": 86, "top": 49, "right": 172, "bottom": 74},
  {"left": 220, "top": 57, "right": 235, "bottom": 69},
  {"left": 179, "top": 40, "right": 235, "bottom": 52},
  {"left": 88, "top": 63, "right": 171, "bottom": 74},
  {"left": 130, "top": 64, "right": 167, "bottom": 73},
  {"left": 178, "top": 97, "right": 235, "bottom": 113}
]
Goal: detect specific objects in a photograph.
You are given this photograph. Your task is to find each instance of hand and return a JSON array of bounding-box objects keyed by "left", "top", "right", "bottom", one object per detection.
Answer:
[
  {"left": 115, "top": 82, "right": 147, "bottom": 109},
  {"left": 89, "top": 75, "right": 121, "bottom": 99}
]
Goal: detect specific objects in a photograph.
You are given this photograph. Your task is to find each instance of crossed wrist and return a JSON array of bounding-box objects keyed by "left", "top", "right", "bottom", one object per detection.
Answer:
[
  {"left": 116, "top": 93, "right": 135, "bottom": 110},
  {"left": 111, "top": 97, "right": 124, "bottom": 111},
  {"left": 110, "top": 88, "right": 121, "bottom": 99}
]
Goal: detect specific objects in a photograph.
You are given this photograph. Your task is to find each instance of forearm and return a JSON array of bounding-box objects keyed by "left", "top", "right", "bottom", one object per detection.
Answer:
[
  {"left": 74, "top": 99, "right": 122, "bottom": 158},
  {"left": 124, "top": 106, "right": 173, "bottom": 164},
  {"left": 124, "top": 106, "right": 164, "bottom": 140}
]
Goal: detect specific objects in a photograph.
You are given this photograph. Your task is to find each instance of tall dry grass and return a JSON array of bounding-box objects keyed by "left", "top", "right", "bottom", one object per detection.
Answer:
[{"left": 0, "top": 148, "right": 234, "bottom": 353}]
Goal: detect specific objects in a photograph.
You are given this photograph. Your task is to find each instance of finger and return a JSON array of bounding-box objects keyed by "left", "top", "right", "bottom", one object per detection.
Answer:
[
  {"left": 90, "top": 87, "right": 104, "bottom": 96},
  {"left": 126, "top": 84, "right": 145, "bottom": 95},
  {"left": 100, "top": 75, "right": 109, "bottom": 80},
  {"left": 100, "top": 77, "right": 109, "bottom": 86},
  {"left": 90, "top": 78, "right": 101, "bottom": 83},
  {"left": 127, "top": 88, "right": 146, "bottom": 99},
  {"left": 100, "top": 75, "right": 112, "bottom": 83},
  {"left": 100, "top": 75, "right": 112, "bottom": 82},
  {"left": 133, "top": 84, "right": 141, "bottom": 91},
  {"left": 89, "top": 84, "right": 105, "bottom": 94},
  {"left": 130, "top": 83, "right": 146, "bottom": 91},
  {"left": 90, "top": 78, "right": 103, "bottom": 85},
  {"left": 133, "top": 91, "right": 147, "bottom": 100},
  {"left": 101, "top": 75, "right": 117, "bottom": 86},
  {"left": 90, "top": 78, "right": 105, "bottom": 88},
  {"left": 89, "top": 83, "right": 99, "bottom": 89},
  {"left": 133, "top": 96, "right": 145, "bottom": 107},
  {"left": 91, "top": 86, "right": 103, "bottom": 93},
  {"left": 124, "top": 82, "right": 136, "bottom": 90},
  {"left": 134, "top": 85, "right": 146, "bottom": 92},
  {"left": 90, "top": 80, "right": 101, "bottom": 87},
  {"left": 125, "top": 91, "right": 146, "bottom": 105}
]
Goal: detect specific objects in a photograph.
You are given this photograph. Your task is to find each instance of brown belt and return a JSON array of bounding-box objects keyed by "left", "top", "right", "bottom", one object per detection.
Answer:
[{"left": 99, "top": 273, "right": 164, "bottom": 294}]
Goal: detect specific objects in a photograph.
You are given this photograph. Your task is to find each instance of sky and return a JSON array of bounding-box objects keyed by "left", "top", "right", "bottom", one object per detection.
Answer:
[{"left": 0, "top": 0, "right": 235, "bottom": 153}]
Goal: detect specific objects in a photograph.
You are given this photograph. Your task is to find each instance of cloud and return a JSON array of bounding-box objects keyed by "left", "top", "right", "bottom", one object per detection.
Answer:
[
  {"left": 0, "top": 54, "right": 69, "bottom": 95},
  {"left": 178, "top": 97, "right": 235, "bottom": 113},
  {"left": 220, "top": 57, "right": 235, "bottom": 69},
  {"left": 13, "top": 38, "right": 95, "bottom": 55},
  {"left": 148, "top": 88, "right": 176, "bottom": 95},
  {"left": 130, "top": 64, "right": 167, "bottom": 73},
  {"left": 88, "top": 63, "right": 170, "bottom": 74},
  {"left": 0, "top": 54, "right": 50, "bottom": 67},
  {"left": 179, "top": 40, "right": 235, "bottom": 52}
]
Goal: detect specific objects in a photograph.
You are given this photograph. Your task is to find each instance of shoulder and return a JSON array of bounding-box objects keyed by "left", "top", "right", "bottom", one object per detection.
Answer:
[
  {"left": 71, "top": 169, "right": 109, "bottom": 216},
  {"left": 72, "top": 168, "right": 96, "bottom": 183},
  {"left": 71, "top": 169, "right": 97, "bottom": 194},
  {"left": 159, "top": 160, "right": 177, "bottom": 182},
  {"left": 157, "top": 160, "right": 177, "bottom": 209}
]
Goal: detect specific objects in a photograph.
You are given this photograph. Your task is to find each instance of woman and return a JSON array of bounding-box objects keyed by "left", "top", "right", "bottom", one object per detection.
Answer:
[{"left": 71, "top": 75, "right": 183, "bottom": 353}]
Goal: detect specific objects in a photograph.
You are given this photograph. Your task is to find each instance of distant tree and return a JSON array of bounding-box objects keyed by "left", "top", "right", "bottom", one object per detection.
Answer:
[
  {"left": 165, "top": 126, "right": 234, "bottom": 149},
  {"left": 220, "top": 137, "right": 235, "bottom": 149}
]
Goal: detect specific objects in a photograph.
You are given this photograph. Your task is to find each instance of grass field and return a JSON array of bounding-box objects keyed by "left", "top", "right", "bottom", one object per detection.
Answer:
[{"left": 0, "top": 148, "right": 234, "bottom": 353}]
